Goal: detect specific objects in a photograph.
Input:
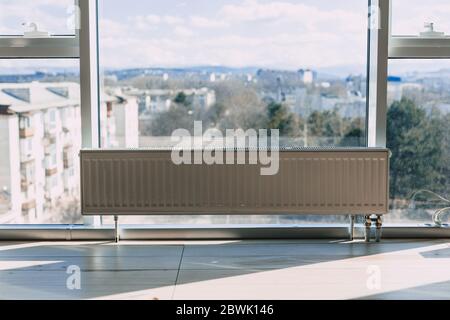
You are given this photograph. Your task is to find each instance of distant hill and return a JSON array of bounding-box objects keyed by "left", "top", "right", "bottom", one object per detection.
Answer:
[
  {"left": 103, "top": 66, "right": 361, "bottom": 81},
  {"left": 5, "top": 64, "right": 450, "bottom": 83}
]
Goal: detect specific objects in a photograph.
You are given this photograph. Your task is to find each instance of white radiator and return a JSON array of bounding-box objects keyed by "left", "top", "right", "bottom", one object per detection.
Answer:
[{"left": 80, "top": 149, "right": 389, "bottom": 216}]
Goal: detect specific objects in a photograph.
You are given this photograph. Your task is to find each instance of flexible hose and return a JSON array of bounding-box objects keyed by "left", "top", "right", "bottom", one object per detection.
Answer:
[{"left": 409, "top": 190, "right": 450, "bottom": 227}]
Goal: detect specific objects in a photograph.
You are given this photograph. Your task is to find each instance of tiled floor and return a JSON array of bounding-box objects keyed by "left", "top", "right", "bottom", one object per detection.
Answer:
[{"left": 1, "top": 240, "right": 450, "bottom": 300}]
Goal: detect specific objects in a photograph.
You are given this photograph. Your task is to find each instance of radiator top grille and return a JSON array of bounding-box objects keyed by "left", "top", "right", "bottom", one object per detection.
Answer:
[{"left": 81, "top": 147, "right": 389, "bottom": 153}]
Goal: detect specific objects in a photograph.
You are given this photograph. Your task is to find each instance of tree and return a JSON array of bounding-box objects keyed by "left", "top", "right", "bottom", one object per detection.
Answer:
[
  {"left": 212, "top": 82, "right": 267, "bottom": 131},
  {"left": 430, "top": 109, "right": 450, "bottom": 196},
  {"left": 150, "top": 105, "right": 195, "bottom": 136},
  {"left": 339, "top": 128, "right": 364, "bottom": 147},
  {"left": 322, "top": 110, "right": 342, "bottom": 138},
  {"left": 266, "top": 102, "right": 299, "bottom": 136},
  {"left": 307, "top": 109, "right": 343, "bottom": 146},
  {"left": 204, "top": 103, "right": 226, "bottom": 127},
  {"left": 387, "top": 97, "right": 443, "bottom": 202},
  {"left": 174, "top": 92, "right": 191, "bottom": 107},
  {"left": 307, "top": 111, "right": 324, "bottom": 137}
]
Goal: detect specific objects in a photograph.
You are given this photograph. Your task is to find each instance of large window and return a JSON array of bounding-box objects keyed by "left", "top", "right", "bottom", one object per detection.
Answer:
[
  {"left": 98, "top": 0, "right": 369, "bottom": 225},
  {"left": 386, "top": 60, "right": 450, "bottom": 224},
  {"left": 0, "top": 0, "right": 80, "bottom": 225},
  {"left": 0, "top": 0, "right": 77, "bottom": 36},
  {"left": 2, "top": 1, "right": 447, "bottom": 231},
  {"left": 392, "top": 0, "right": 450, "bottom": 37},
  {"left": 0, "top": 60, "right": 81, "bottom": 225},
  {"left": 386, "top": 0, "right": 450, "bottom": 226}
]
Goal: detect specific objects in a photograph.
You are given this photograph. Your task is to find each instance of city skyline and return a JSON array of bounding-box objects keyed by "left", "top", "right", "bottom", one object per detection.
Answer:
[{"left": 3, "top": 62, "right": 450, "bottom": 81}]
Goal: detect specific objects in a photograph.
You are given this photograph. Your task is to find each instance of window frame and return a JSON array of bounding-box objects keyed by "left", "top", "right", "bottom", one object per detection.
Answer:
[
  {"left": 368, "top": 0, "right": 390, "bottom": 148},
  {"left": 0, "top": 37, "right": 79, "bottom": 58},
  {"left": 386, "top": 0, "right": 450, "bottom": 228},
  {"left": 0, "top": 0, "right": 449, "bottom": 237},
  {"left": 0, "top": 0, "right": 100, "bottom": 227},
  {"left": 0, "top": 0, "right": 80, "bottom": 58},
  {"left": 389, "top": 0, "right": 450, "bottom": 58}
]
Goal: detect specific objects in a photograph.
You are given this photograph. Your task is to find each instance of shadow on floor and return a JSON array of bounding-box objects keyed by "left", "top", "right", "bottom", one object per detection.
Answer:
[{"left": 0, "top": 239, "right": 448, "bottom": 299}]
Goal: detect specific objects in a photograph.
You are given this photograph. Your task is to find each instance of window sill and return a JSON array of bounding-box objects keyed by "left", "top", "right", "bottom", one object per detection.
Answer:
[
  {"left": 0, "top": 224, "right": 449, "bottom": 241},
  {"left": 0, "top": 37, "right": 79, "bottom": 58},
  {"left": 390, "top": 37, "right": 450, "bottom": 58}
]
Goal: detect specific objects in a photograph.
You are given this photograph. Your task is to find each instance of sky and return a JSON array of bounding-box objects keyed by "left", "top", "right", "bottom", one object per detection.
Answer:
[
  {"left": 1, "top": 0, "right": 450, "bottom": 76},
  {"left": 98, "top": 0, "right": 368, "bottom": 72}
]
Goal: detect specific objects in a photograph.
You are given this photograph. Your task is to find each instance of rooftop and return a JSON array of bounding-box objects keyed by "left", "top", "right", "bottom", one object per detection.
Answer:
[{"left": 0, "top": 82, "right": 117, "bottom": 114}]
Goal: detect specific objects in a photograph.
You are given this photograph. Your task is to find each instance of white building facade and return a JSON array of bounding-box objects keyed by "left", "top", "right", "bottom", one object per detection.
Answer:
[{"left": 0, "top": 82, "right": 138, "bottom": 224}]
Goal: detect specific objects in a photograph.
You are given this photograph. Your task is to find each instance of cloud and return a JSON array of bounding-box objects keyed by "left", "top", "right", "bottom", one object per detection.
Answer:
[
  {"left": 221, "top": 0, "right": 295, "bottom": 22},
  {"left": 128, "top": 14, "right": 184, "bottom": 31},
  {"left": 97, "top": 0, "right": 368, "bottom": 71},
  {"left": 0, "top": 0, "right": 372, "bottom": 73},
  {"left": 162, "top": 15, "right": 184, "bottom": 25},
  {"left": 173, "top": 26, "right": 194, "bottom": 37},
  {"left": 0, "top": 59, "right": 78, "bottom": 74},
  {"left": 190, "top": 16, "right": 228, "bottom": 29},
  {"left": 220, "top": 0, "right": 365, "bottom": 34},
  {"left": 137, "top": 15, "right": 161, "bottom": 25},
  {"left": 100, "top": 18, "right": 131, "bottom": 37}
]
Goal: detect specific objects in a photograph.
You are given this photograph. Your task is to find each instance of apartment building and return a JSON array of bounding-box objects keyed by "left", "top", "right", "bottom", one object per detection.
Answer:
[
  {"left": 0, "top": 82, "right": 138, "bottom": 224},
  {"left": 100, "top": 91, "right": 139, "bottom": 149},
  {"left": 387, "top": 76, "right": 424, "bottom": 105},
  {"left": 129, "top": 88, "right": 216, "bottom": 115}
]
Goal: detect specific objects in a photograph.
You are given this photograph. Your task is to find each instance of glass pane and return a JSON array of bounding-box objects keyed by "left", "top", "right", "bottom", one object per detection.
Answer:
[
  {"left": 0, "top": 0, "right": 77, "bottom": 36},
  {"left": 98, "top": 0, "right": 368, "bottom": 225},
  {"left": 392, "top": 0, "right": 450, "bottom": 37},
  {"left": 0, "top": 59, "right": 81, "bottom": 224},
  {"left": 387, "top": 60, "right": 450, "bottom": 225}
]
